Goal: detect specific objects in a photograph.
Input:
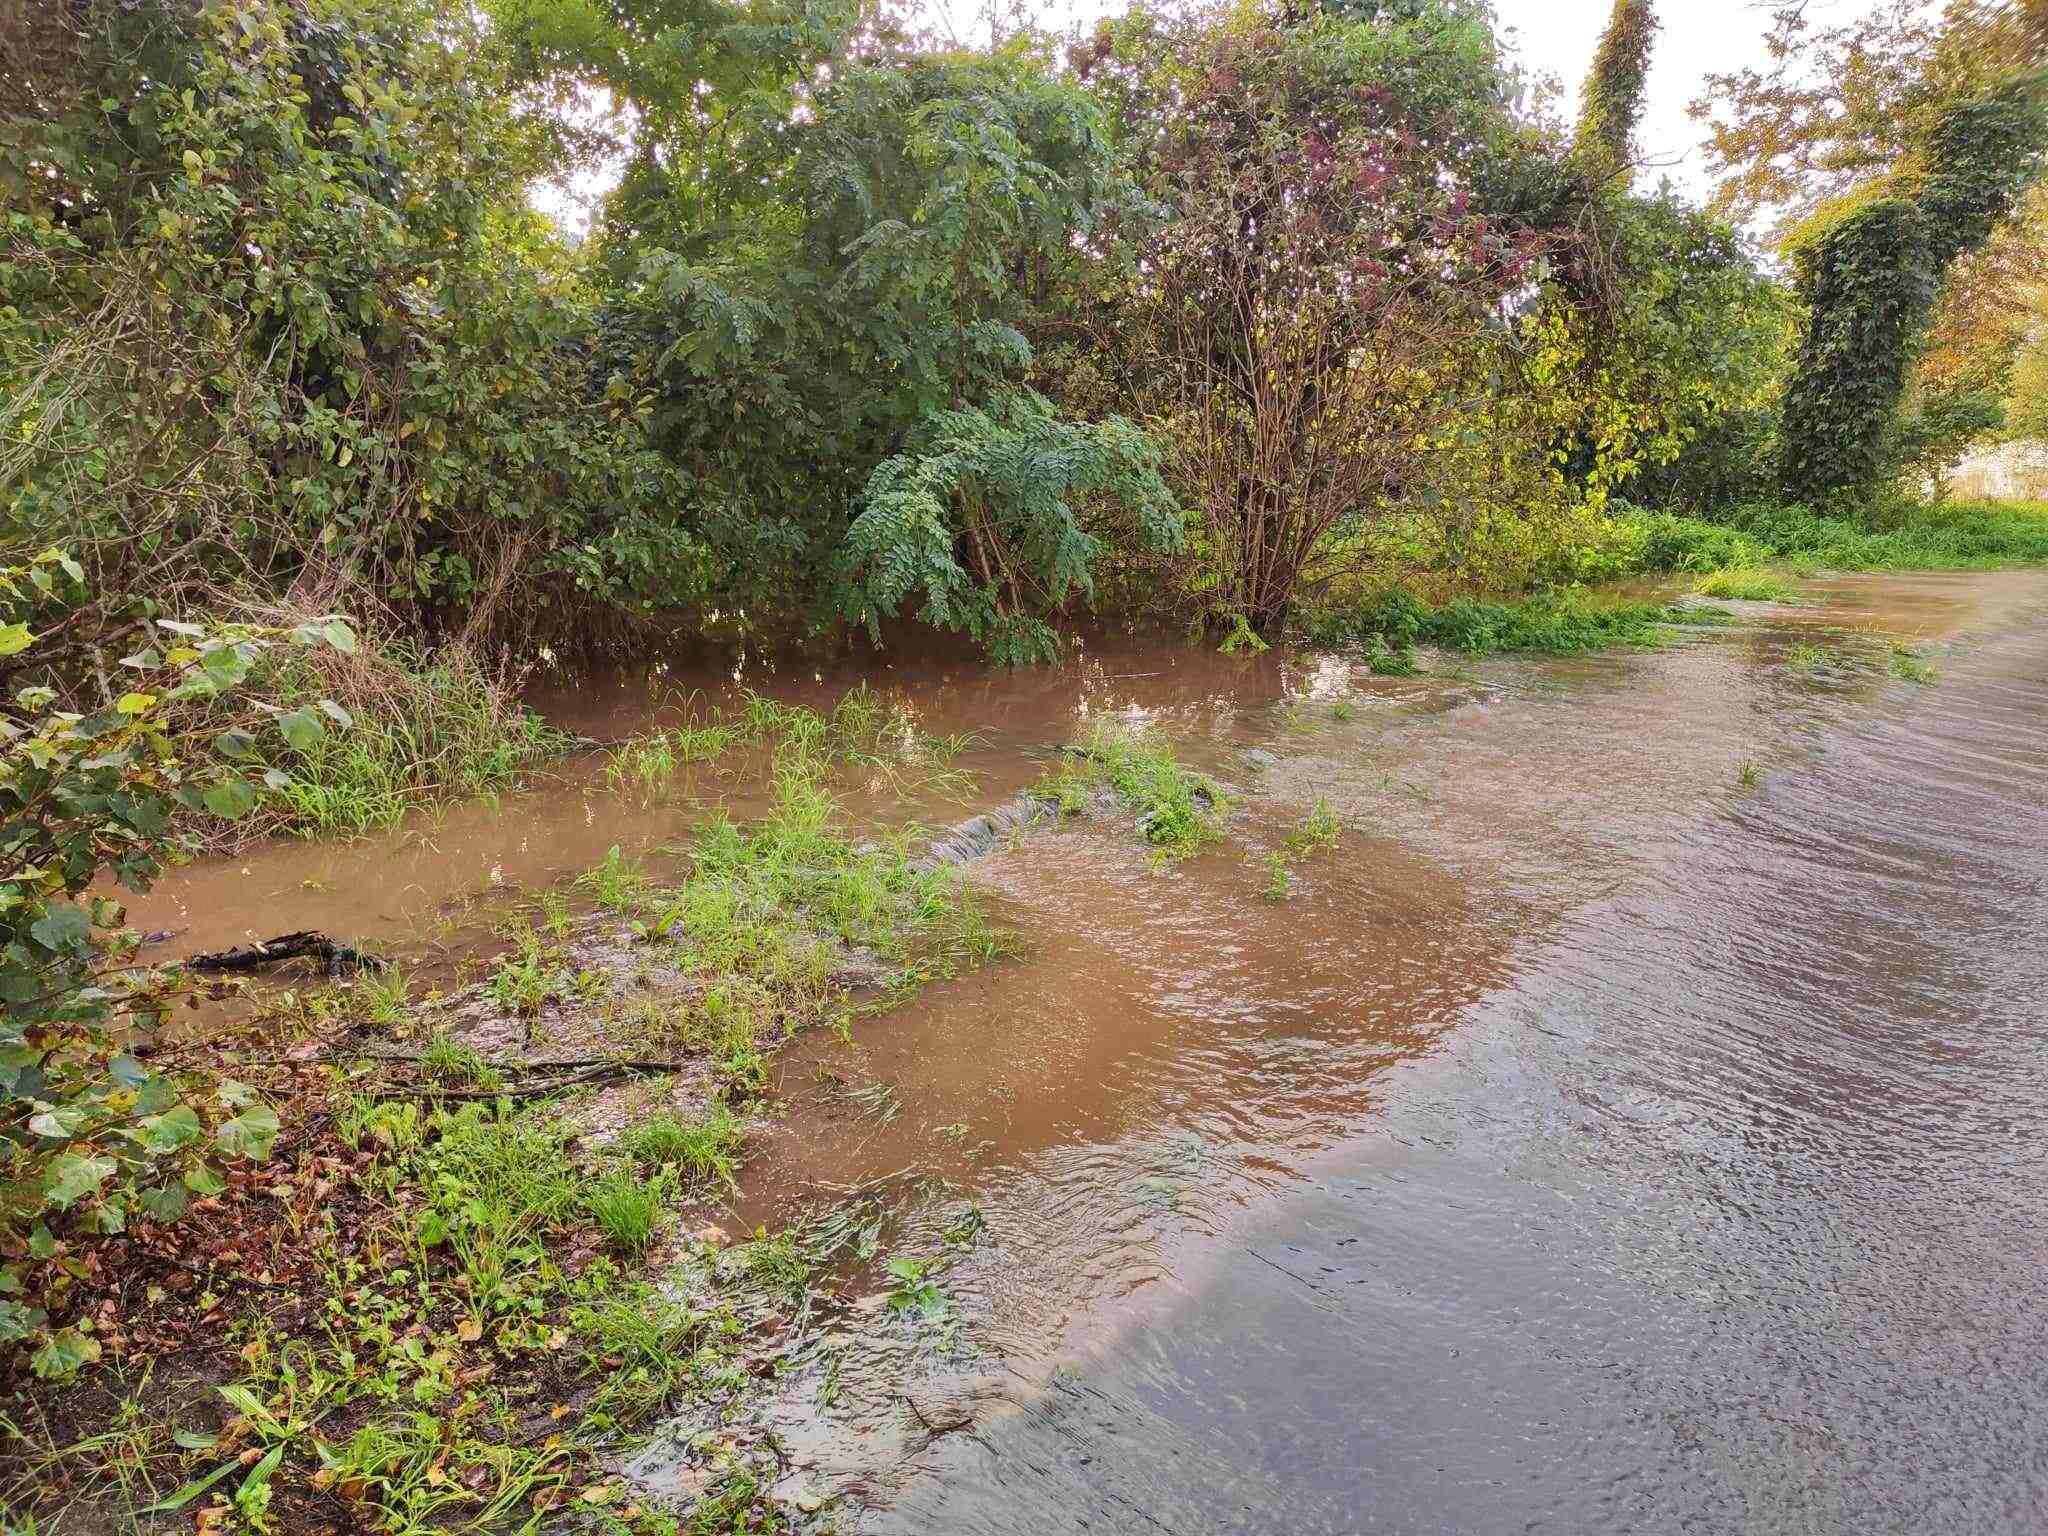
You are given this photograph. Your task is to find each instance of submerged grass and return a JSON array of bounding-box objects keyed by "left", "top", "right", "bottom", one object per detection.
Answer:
[
  {"left": 1694, "top": 567, "right": 1801, "bottom": 602},
  {"left": 510, "top": 720, "right": 1014, "bottom": 1095},
  {"left": 619, "top": 1105, "right": 745, "bottom": 1192},
  {"left": 1889, "top": 642, "right": 1939, "bottom": 684},
  {"left": 257, "top": 639, "right": 570, "bottom": 839},
  {"left": 1039, "top": 722, "right": 1226, "bottom": 858}
]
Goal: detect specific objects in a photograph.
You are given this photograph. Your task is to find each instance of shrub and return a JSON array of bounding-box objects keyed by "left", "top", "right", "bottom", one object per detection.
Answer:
[
  {"left": 2, "top": 0, "right": 699, "bottom": 659},
  {"left": 0, "top": 558, "right": 352, "bottom": 1375}
]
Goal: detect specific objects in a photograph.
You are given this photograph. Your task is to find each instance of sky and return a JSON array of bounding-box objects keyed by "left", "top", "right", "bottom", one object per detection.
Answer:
[
  {"left": 1492, "top": 0, "right": 1784, "bottom": 201},
  {"left": 917, "top": 1, "right": 1806, "bottom": 202}
]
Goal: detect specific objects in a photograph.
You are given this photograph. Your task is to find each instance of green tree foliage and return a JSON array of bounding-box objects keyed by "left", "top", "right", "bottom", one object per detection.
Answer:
[
  {"left": 1071, "top": 0, "right": 1569, "bottom": 633},
  {"left": 499, "top": 4, "right": 1179, "bottom": 654},
  {"left": 1532, "top": 195, "right": 1794, "bottom": 505},
  {"left": 2, "top": 0, "right": 695, "bottom": 654},
  {"left": 831, "top": 389, "right": 1176, "bottom": 663}
]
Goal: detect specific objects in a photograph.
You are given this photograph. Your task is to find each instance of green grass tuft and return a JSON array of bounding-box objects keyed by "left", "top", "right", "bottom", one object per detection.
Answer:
[
  {"left": 1041, "top": 724, "right": 1226, "bottom": 858},
  {"left": 1693, "top": 568, "right": 1801, "bottom": 602},
  {"left": 619, "top": 1107, "right": 745, "bottom": 1193},
  {"left": 585, "top": 1171, "right": 668, "bottom": 1254},
  {"left": 1889, "top": 642, "right": 1939, "bottom": 684}
]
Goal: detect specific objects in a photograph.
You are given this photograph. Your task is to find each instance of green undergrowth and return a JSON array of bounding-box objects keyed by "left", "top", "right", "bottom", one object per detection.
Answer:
[
  {"left": 1889, "top": 642, "right": 1939, "bottom": 684},
  {"left": 1262, "top": 799, "right": 1343, "bottom": 901},
  {"left": 1, "top": 1084, "right": 796, "bottom": 1534},
  {"left": 470, "top": 705, "right": 1014, "bottom": 1098},
  {"left": 1305, "top": 586, "right": 1730, "bottom": 659},
  {"left": 1704, "top": 497, "right": 2048, "bottom": 571},
  {"left": 1038, "top": 723, "right": 1227, "bottom": 859},
  {"left": 628, "top": 764, "right": 1009, "bottom": 1080},
  {"left": 1693, "top": 567, "right": 1801, "bottom": 602},
  {"left": 604, "top": 685, "right": 975, "bottom": 802},
  {"left": 252, "top": 640, "right": 571, "bottom": 840}
]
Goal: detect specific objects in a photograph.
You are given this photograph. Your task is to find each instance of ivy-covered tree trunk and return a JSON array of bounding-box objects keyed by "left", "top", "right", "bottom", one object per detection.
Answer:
[
  {"left": 1778, "top": 199, "right": 1938, "bottom": 506},
  {"left": 1572, "top": 0, "right": 1657, "bottom": 190},
  {"left": 1779, "top": 75, "right": 2048, "bottom": 504}
]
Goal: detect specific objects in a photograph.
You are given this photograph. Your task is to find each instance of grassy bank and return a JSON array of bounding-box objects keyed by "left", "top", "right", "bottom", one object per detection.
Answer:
[
  {"left": 1702, "top": 497, "right": 2048, "bottom": 570},
  {"left": 249, "top": 638, "right": 571, "bottom": 841},
  {"left": 1302, "top": 587, "right": 1731, "bottom": 661},
  {"left": 1300, "top": 498, "right": 2048, "bottom": 662},
  {"left": 1, "top": 697, "right": 1020, "bottom": 1534}
]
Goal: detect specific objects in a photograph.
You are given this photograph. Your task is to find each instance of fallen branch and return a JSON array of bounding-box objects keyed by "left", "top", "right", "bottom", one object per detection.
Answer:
[{"left": 187, "top": 931, "right": 384, "bottom": 977}]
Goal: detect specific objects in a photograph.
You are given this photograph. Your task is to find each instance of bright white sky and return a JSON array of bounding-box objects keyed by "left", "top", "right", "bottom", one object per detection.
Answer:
[{"left": 1494, "top": 0, "right": 1784, "bottom": 200}]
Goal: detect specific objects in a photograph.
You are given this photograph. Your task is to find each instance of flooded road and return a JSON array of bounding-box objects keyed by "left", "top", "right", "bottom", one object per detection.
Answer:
[{"left": 139, "top": 570, "right": 2048, "bottom": 1532}]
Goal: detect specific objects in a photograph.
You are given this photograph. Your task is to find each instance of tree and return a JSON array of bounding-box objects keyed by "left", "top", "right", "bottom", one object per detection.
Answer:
[
  {"left": 499, "top": 0, "right": 1181, "bottom": 657},
  {"left": 1694, "top": 1, "right": 2048, "bottom": 501},
  {"left": 2, "top": 0, "right": 696, "bottom": 656},
  {"left": 1068, "top": 0, "right": 1569, "bottom": 634},
  {"left": 1777, "top": 70, "right": 2048, "bottom": 502}
]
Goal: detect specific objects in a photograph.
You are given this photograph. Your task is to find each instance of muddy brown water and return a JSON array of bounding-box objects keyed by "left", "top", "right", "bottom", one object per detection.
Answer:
[{"left": 136, "top": 571, "right": 2048, "bottom": 1533}]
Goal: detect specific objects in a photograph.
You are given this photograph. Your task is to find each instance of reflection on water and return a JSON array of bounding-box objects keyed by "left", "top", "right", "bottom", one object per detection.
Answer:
[{"left": 136, "top": 569, "right": 2048, "bottom": 1532}]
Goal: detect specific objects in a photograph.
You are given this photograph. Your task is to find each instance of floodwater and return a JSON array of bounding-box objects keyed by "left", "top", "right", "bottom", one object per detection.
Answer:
[{"left": 137, "top": 570, "right": 2048, "bottom": 1533}]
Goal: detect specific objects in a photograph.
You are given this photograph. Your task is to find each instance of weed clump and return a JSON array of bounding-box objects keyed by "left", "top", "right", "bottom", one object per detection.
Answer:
[
  {"left": 1889, "top": 642, "right": 1939, "bottom": 683},
  {"left": 253, "top": 635, "right": 568, "bottom": 840},
  {"left": 1694, "top": 568, "right": 1801, "bottom": 602},
  {"left": 620, "top": 1106, "right": 745, "bottom": 1192},
  {"left": 1039, "top": 723, "right": 1226, "bottom": 858},
  {"left": 1308, "top": 587, "right": 1708, "bottom": 658},
  {"left": 585, "top": 1171, "right": 669, "bottom": 1254}
]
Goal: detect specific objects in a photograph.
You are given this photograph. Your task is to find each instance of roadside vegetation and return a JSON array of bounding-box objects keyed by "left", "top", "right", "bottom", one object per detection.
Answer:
[
  {"left": 8, "top": 0, "right": 2048, "bottom": 1528},
  {"left": 0, "top": 694, "right": 1013, "bottom": 1532}
]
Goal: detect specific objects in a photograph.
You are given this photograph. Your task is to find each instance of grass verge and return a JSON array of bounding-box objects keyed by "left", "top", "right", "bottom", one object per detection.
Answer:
[
  {"left": 1304, "top": 587, "right": 1727, "bottom": 660},
  {"left": 4, "top": 695, "right": 1020, "bottom": 1533}
]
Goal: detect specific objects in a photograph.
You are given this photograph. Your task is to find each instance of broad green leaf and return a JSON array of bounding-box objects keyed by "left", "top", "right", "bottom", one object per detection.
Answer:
[
  {"left": 141, "top": 1183, "right": 190, "bottom": 1222},
  {"left": 28, "top": 902, "right": 90, "bottom": 953},
  {"left": 201, "top": 779, "right": 257, "bottom": 819},
  {"left": 43, "top": 1153, "right": 115, "bottom": 1209},
  {"left": 27, "top": 1105, "right": 87, "bottom": 1139},
  {"left": 141, "top": 1104, "right": 204, "bottom": 1153},
  {"left": 199, "top": 645, "right": 248, "bottom": 688},
  {"left": 116, "top": 692, "right": 157, "bottom": 715},
  {"left": 322, "top": 619, "right": 358, "bottom": 653},
  {"left": 216, "top": 1105, "right": 280, "bottom": 1160},
  {"left": 241, "top": 1444, "right": 284, "bottom": 1493},
  {"left": 183, "top": 1164, "right": 226, "bottom": 1197},
  {"left": 275, "top": 705, "right": 325, "bottom": 751},
  {"left": 31, "top": 1326, "right": 101, "bottom": 1381},
  {"left": 0, "top": 624, "right": 32, "bottom": 657}
]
